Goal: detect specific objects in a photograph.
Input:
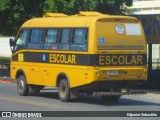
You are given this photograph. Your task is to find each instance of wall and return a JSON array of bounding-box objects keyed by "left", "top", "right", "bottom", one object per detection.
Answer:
[{"left": 0, "top": 38, "right": 12, "bottom": 57}]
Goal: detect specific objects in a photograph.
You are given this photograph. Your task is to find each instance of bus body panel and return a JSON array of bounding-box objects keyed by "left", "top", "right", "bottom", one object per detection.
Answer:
[{"left": 10, "top": 13, "right": 147, "bottom": 91}]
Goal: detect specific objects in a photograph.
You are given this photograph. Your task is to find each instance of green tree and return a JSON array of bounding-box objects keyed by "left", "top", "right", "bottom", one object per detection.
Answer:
[
  {"left": 43, "top": 0, "right": 133, "bottom": 15},
  {"left": 0, "top": 0, "right": 11, "bottom": 36},
  {"left": 0, "top": 0, "right": 25, "bottom": 36},
  {"left": 0, "top": 0, "right": 133, "bottom": 36},
  {"left": 0, "top": 0, "right": 44, "bottom": 36},
  {"left": 96, "top": 0, "right": 132, "bottom": 14}
]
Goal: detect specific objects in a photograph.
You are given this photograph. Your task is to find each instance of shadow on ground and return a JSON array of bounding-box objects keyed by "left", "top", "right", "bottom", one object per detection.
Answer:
[{"left": 34, "top": 90, "right": 160, "bottom": 107}]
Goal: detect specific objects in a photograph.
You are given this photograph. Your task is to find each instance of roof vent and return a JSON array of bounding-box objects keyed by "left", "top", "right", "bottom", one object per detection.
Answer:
[
  {"left": 78, "top": 11, "right": 107, "bottom": 16},
  {"left": 43, "top": 13, "right": 68, "bottom": 17}
]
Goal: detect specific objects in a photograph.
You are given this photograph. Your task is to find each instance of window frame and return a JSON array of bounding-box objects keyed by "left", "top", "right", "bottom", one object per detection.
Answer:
[
  {"left": 70, "top": 28, "right": 88, "bottom": 52},
  {"left": 44, "top": 28, "right": 59, "bottom": 44},
  {"left": 17, "top": 27, "right": 89, "bottom": 52},
  {"left": 13, "top": 28, "right": 29, "bottom": 52},
  {"left": 43, "top": 28, "right": 60, "bottom": 50},
  {"left": 28, "top": 28, "right": 44, "bottom": 50},
  {"left": 58, "top": 28, "right": 71, "bottom": 51}
]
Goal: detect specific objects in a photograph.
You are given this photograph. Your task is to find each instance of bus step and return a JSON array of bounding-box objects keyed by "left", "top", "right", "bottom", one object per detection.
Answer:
[{"left": 93, "top": 91, "right": 147, "bottom": 96}]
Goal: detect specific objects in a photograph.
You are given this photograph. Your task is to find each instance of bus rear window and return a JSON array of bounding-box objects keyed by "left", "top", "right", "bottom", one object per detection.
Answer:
[{"left": 125, "top": 24, "right": 142, "bottom": 35}]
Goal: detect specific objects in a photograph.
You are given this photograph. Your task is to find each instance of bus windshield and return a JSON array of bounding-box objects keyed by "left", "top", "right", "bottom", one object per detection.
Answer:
[{"left": 13, "top": 29, "right": 28, "bottom": 52}]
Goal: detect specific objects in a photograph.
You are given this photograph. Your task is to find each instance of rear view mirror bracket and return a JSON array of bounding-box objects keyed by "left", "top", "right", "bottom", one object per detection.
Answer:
[{"left": 9, "top": 38, "right": 16, "bottom": 52}]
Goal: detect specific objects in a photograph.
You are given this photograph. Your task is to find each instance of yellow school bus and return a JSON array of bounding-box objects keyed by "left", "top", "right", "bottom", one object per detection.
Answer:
[{"left": 10, "top": 12, "right": 147, "bottom": 102}]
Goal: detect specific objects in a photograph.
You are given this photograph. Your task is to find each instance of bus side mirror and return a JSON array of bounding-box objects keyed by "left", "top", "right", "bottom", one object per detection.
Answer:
[
  {"left": 9, "top": 38, "right": 16, "bottom": 52},
  {"left": 9, "top": 38, "right": 16, "bottom": 47}
]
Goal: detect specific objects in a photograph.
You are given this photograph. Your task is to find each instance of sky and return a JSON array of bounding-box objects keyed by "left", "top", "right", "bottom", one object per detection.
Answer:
[{"left": 0, "top": 38, "right": 12, "bottom": 57}]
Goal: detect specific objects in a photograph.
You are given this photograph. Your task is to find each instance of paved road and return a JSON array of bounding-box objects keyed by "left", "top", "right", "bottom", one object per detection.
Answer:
[{"left": 0, "top": 82, "right": 159, "bottom": 120}]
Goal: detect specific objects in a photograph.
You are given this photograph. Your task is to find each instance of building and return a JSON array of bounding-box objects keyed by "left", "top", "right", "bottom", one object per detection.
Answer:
[
  {"left": 131, "top": 0, "right": 160, "bottom": 69},
  {"left": 131, "top": 0, "right": 160, "bottom": 15},
  {"left": 0, "top": 38, "right": 11, "bottom": 57}
]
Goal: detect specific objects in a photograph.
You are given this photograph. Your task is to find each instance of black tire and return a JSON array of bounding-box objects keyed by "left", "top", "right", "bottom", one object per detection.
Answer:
[
  {"left": 101, "top": 96, "right": 121, "bottom": 103},
  {"left": 17, "top": 75, "right": 29, "bottom": 96},
  {"left": 58, "top": 79, "right": 70, "bottom": 102}
]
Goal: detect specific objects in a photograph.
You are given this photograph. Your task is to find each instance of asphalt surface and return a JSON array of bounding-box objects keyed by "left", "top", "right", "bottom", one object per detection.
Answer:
[{"left": 0, "top": 82, "right": 160, "bottom": 120}]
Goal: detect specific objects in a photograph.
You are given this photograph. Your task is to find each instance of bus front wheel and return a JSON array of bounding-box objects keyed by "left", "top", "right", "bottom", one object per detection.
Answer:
[
  {"left": 17, "top": 75, "right": 29, "bottom": 96},
  {"left": 58, "top": 79, "right": 70, "bottom": 102}
]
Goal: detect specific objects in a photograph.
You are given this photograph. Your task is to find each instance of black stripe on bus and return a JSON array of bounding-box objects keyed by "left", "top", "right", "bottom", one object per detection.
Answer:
[{"left": 12, "top": 52, "right": 147, "bottom": 66}]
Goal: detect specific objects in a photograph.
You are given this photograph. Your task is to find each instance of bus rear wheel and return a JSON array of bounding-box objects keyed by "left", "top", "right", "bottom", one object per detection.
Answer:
[
  {"left": 17, "top": 75, "right": 29, "bottom": 96},
  {"left": 58, "top": 79, "right": 70, "bottom": 102}
]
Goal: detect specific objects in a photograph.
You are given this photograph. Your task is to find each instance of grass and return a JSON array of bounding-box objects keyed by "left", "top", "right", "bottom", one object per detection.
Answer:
[{"left": 0, "top": 57, "right": 10, "bottom": 60}]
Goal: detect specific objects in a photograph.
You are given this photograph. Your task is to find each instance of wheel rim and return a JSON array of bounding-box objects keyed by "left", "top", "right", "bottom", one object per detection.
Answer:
[
  {"left": 18, "top": 79, "right": 24, "bottom": 93},
  {"left": 60, "top": 84, "right": 67, "bottom": 98}
]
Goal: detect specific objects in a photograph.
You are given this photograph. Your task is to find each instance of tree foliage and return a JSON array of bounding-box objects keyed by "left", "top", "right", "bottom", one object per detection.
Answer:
[
  {"left": 43, "top": 0, "right": 132, "bottom": 15},
  {"left": 0, "top": 0, "right": 44, "bottom": 36},
  {"left": 0, "top": 0, "right": 132, "bottom": 36}
]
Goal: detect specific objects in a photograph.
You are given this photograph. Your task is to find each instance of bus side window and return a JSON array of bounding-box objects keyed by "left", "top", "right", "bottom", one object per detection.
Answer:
[
  {"left": 58, "top": 29, "right": 70, "bottom": 50},
  {"left": 28, "top": 29, "right": 43, "bottom": 49},
  {"left": 71, "top": 28, "right": 88, "bottom": 51},
  {"left": 43, "top": 29, "right": 58, "bottom": 50},
  {"left": 14, "top": 29, "right": 28, "bottom": 51}
]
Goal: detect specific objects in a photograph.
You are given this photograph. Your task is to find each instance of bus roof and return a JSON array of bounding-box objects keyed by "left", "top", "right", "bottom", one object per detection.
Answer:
[{"left": 21, "top": 12, "right": 138, "bottom": 28}]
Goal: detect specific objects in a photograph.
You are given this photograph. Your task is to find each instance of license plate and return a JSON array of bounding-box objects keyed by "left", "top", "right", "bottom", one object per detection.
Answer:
[{"left": 107, "top": 70, "right": 119, "bottom": 75}]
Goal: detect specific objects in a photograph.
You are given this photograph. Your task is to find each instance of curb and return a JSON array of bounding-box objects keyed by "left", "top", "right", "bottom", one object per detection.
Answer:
[
  {"left": 147, "top": 90, "right": 160, "bottom": 94},
  {"left": 0, "top": 79, "right": 15, "bottom": 83}
]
